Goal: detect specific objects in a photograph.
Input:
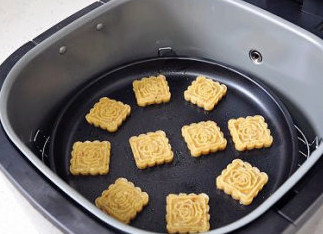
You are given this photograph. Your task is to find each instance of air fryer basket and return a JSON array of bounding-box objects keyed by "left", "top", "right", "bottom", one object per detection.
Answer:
[{"left": 0, "top": 0, "right": 322, "bottom": 233}]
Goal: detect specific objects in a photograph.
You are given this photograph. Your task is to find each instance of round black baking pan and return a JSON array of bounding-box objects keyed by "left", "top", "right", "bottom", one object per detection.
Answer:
[{"left": 49, "top": 57, "right": 298, "bottom": 232}]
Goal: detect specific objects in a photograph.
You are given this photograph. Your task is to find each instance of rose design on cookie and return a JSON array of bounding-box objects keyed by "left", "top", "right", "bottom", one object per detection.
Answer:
[
  {"left": 76, "top": 144, "right": 103, "bottom": 166},
  {"left": 86, "top": 97, "right": 131, "bottom": 132},
  {"left": 106, "top": 182, "right": 140, "bottom": 214},
  {"left": 129, "top": 131, "right": 174, "bottom": 169},
  {"left": 96, "top": 102, "right": 121, "bottom": 121},
  {"left": 166, "top": 193, "right": 210, "bottom": 233},
  {"left": 137, "top": 137, "right": 167, "bottom": 160},
  {"left": 138, "top": 80, "right": 163, "bottom": 98},
  {"left": 216, "top": 159, "right": 268, "bottom": 205},
  {"left": 237, "top": 120, "right": 265, "bottom": 142},
  {"left": 133, "top": 75, "right": 171, "bottom": 107},
  {"left": 192, "top": 126, "right": 217, "bottom": 147},
  {"left": 228, "top": 115, "right": 273, "bottom": 151},
  {"left": 184, "top": 76, "right": 227, "bottom": 111},
  {"left": 182, "top": 121, "right": 227, "bottom": 157},
  {"left": 70, "top": 141, "right": 111, "bottom": 175},
  {"left": 227, "top": 165, "right": 259, "bottom": 193},
  {"left": 173, "top": 198, "right": 203, "bottom": 225},
  {"left": 193, "top": 80, "right": 218, "bottom": 100},
  {"left": 95, "top": 178, "right": 149, "bottom": 224}
]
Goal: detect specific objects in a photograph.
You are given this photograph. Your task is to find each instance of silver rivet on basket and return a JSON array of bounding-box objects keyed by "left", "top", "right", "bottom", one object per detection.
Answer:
[
  {"left": 249, "top": 50, "right": 262, "bottom": 64},
  {"left": 96, "top": 23, "right": 104, "bottom": 31},
  {"left": 59, "top": 46, "right": 67, "bottom": 55}
]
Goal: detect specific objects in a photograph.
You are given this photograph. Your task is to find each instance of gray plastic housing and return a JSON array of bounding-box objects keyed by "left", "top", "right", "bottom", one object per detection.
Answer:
[{"left": 0, "top": 0, "right": 322, "bottom": 233}]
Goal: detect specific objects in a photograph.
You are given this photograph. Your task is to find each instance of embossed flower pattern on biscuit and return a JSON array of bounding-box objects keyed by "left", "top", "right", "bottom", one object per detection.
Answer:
[
  {"left": 191, "top": 79, "right": 219, "bottom": 100},
  {"left": 137, "top": 136, "right": 166, "bottom": 160},
  {"left": 228, "top": 115, "right": 273, "bottom": 151},
  {"left": 184, "top": 76, "right": 227, "bottom": 111},
  {"left": 182, "top": 121, "right": 227, "bottom": 157},
  {"left": 192, "top": 127, "right": 217, "bottom": 147},
  {"left": 225, "top": 164, "right": 259, "bottom": 193},
  {"left": 216, "top": 159, "right": 268, "bottom": 205},
  {"left": 70, "top": 141, "right": 110, "bottom": 175},
  {"left": 129, "top": 130, "right": 174, "bottom": 169},
  {"left": 86, "top": 97, "right": 131, "bottom": 132},
  {"left": 138, "top": 80, "right": 163, "bottom": 98},
  {"left": 95, "top": 178, "right": 149, "bottom": 224},
  {"left": 166, "top": 193, "right": 210, "bottom": 233},
  {"left": 133, "top": 75, "right": 171, "bottom": 106}
]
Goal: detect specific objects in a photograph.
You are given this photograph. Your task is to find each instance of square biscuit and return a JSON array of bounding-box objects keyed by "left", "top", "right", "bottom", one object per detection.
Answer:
[
  {"left": 181, "top": 121, "right": 227, "bottom": 157},
  {"left": 184, "top": 76, "right": 227, "bottom": 111},
  {"left": 86, "top": 97, "right": 131, "bottom": 132},
  {"left": 132, "top": 75, "right": 171, "bottom": 107},
  {"left": 166, "top": 193, "right": 210, "bottom": 233},
  {"left": 129, "top": 130, "right": 174, "bottom": 169},
  {"left": 228, "top": 115, "right": 273, "bottom": 151},
  {"left": 95, "top": 178, "right": 149, "bottom": 224},
  {"left": 216, "top": 159, "right": 268, "bottom": 205},
  {"left": 70, "top": 141, "right": 111, "bottom": 175}
]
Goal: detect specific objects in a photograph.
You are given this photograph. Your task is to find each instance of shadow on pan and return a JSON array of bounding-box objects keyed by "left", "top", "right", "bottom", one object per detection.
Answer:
[{"left": 49, "top": 58, "right": 298, "bottom": 232}]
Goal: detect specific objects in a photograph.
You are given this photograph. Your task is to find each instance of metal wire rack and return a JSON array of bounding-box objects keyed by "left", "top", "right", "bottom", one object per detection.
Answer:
[
  {"left": 33, "top": 129, "right": 50, "bottom": 162},
  {"left": 295, "top": 124, "right": 322, "bottom": 167}
]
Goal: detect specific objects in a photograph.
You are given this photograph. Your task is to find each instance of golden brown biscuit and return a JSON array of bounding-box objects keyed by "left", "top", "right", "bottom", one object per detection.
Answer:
[
  {"left": 181, "top": 121, "right": 227, "bottom": 157},
  {"left": 129, "top": 130, "right": 174, "bottom": 169},
  {"left": 70, "top": 141, "right": 111, "bottom": 175},
  {"left": 166, "top": 193, "right": 210, "bottom": 233},
  {"left": 86, "top": 97, "right": 131, "bottom": 132},
  {"left": 95, "top": 178, "right": 149, "bottom": 224},
  {"left": 132, "top": 75, "right": 171, "bottom": 107},
  {"left": 184, "top": 76, "right": 227, "bottom": 111},
  {"left": 228, "top": 115, "right": 273, "bottom": 151},
  {"left": 216, "top": 159, "right": 268, "bottom": 205}
]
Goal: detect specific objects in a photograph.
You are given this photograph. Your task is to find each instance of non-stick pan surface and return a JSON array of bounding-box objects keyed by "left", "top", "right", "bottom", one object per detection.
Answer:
[{"left": 49, "top": 58, "right": 298, "bottom": 232}]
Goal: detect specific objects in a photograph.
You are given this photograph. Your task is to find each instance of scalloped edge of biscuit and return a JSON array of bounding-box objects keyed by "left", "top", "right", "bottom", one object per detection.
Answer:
[
  {"left": 184, "top": 76, "right": 227, "bottom": 111},
  {"left": 133, "top": 75, "right": 171, "bottom": 107},
  {"left": 228, "top": 115, "right": 273, "bottom": 151},
  {"left": 181, "top": 121, "right": 227, "bottom": 157},
  {"left": 166, "top": 193, "right": 210, "bottom": 233},
  {"left": 95, "top": 177, "right": 149, "bottom": 224},
  {"left": 216, "top": 159, "right": 269, "bottom": 205},
  {"left": 129, "top": 130, "right": 174, "bottom": 169},
  {"left": 70, "top": 140, "right": 111, "bottom": 175},
  {"left": 85, "top": 97, "right": 131, "bottom": 132}
]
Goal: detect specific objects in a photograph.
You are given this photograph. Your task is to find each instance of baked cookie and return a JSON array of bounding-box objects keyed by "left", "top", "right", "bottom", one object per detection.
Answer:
[
  {"left": 86, "top": 97, "right": 131, "bottom": 132},
  {"left": 166, "top": 193, "right": 210, "bottom": 233},
  {"left": 216, "top": 159, "right": 268, "bottom": 205},
  {"left": 181, "top": 121, "right": 227, "bottom": 157},
  {"left": 228, "top": 115, "right": 273, "bottom": 151},
  {"left": 132, "top": 75, "right": 171, "bottom": 107},
  {"left": 184, "top": 76, "right": 227, "bottom": 111},
  {"left": 70, "top": 141, "right": 111, "bottom": 175},
  {"left": 95, "top": 178, "right": 149, "bottom": 224},
  {"left": 129, "top": 130, "right": 174, "bottom": 169}
]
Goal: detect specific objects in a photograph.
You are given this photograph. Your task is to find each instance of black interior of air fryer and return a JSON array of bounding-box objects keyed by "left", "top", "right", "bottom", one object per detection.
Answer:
[{"left": 48, "top": 58, "right": 299, "bottom": 232}]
